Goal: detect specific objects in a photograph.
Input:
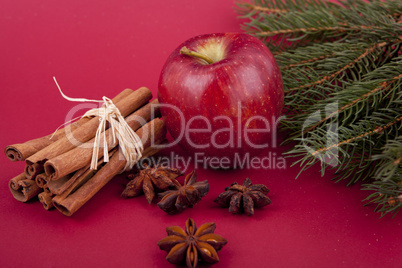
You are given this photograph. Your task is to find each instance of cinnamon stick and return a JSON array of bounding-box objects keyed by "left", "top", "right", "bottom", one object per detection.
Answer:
[
  {"left": 5, "top": 88, "right": 133, "bottom": 161},
  {"left": 9, "top": 178, "right": 42, "bottom": 202},
  {"left": 35, "top": 173, "right": 49, "bottom": 188},
  {"left": 47, "top": 114, "right": 161, "bottom": 200},
  {"left": 25, "top": 162, "right": 45, "bottom": 180},
  {"left": 46, "top": 174, "right": 72, "bottom": 194},
  {"left": 51, "top": 168, "right": 99, "bottom": 206},
  {"left": 38, "top": 192, "right": 54, "bottom": 210},
  {"left": 51, "top": 137, "right": 163, "bottom": 204},
  {"left": 25, "top": 87, "right": 152, "bottom": 177},
  {"left": 53, "top": 166, "right": 94, "bottom": 196},
  {"left": 53, "top": 118, "right": 166, "bottom": 216},
  {"left": 44, "top": 99, "right": 159, "bottom": 180},
  {"left": 9, "top": 173, "right": 27, "bottom": 191},
  {"left": 48, "top": 151, "right": 114, "bottom": 196},
  {"left": 43, "top": 184, "right": 51, "bottom": 194}
]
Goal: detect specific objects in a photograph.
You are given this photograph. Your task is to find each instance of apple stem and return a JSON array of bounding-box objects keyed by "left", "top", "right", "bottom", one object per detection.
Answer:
[{"left": 180, "top": 46, "right": 214, "bottom": 64}]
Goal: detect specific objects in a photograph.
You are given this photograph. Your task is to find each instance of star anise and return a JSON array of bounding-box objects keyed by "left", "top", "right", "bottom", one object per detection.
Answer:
[
  {"left": 121, "top": 163, "right": 183, "bottom": 204},
  {"left": 157, "top": 218, "right": 227, "bottom": 268},
  {"left": 157, "top": 170, "right": 209, "bottom": 214},
  {"left": 214, "top": 178, "right": 271, "bottom": 215}
]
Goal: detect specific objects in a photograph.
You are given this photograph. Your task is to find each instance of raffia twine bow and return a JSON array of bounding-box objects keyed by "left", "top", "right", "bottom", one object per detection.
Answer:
[{"left": 52, "top": 77, "right": 143, "bottom": 172}]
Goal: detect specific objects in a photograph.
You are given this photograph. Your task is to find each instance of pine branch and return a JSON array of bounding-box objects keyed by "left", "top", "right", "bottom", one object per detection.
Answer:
[
  {"left": 285, "top": 42, "right": 388, "bottom": 93},
  {"left": 363, "top": 139, "right": 402, "bottom": 218},
  {"left": 363, "top": 179, "right": 402, "bottom": 218},
  {"left": 304, "top": 57, "right": 402, "bottom": 133},
  {"left": 238, "top": 0, "right": 402, "bottom": 216},
  {"left": 311, "top": 116, "right": 401, "bottom": 157},
  {"left": 280, "top": 44, "right": 401, "bottom": 139},
  {"left": 279, "top": 41, "right": 400, "bottom": 115},
  {"left": 236, "top": 0, "right": 333, "bottom": 16},
  {"left": 239, "top": 0, "right": 402, "bottom": 52},
  {"left": 340, "top": 0, "right": 402, "bottom": 19},
  {"left": 289, "top": 109, "right": 401, "bottom": 167},
  {"left": 371, "top": 136, "right": 402, "bottom": 182}
]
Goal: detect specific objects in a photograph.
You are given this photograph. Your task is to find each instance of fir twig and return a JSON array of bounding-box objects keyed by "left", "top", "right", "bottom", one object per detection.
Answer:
[
  {"left": 285, "top": 41, "right": 388, "bottom": 93},
  {"left": 238, "top": 0, "right": 402, "bottom": 52},
  {"left": 238, "top": 0, "right": 402, "bottom": 217},
  {"left": 311, "top": 116, "right": 402, "bottom": 156},
  {"left": 305, "top": 72, "right": 402, "bottom": 133}
]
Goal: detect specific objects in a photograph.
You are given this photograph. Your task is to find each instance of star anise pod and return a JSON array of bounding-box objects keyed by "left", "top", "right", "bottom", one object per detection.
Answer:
[
  {"left": 121, "top": 163, "right": 183, "bottom": 204},
  {"left": 214, "top": 178, "right": 271, "bottom": 215},
  {"left": 157, "top": 170, "right": 209, "bottom": 214},
  {"left": 158, "top": 218, "right": 227, "bottom": 268}
]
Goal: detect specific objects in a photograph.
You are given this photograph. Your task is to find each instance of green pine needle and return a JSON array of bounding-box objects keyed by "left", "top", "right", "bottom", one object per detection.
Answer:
[{"left": 237, "top": 0, "right": 402, "bottom": 217}]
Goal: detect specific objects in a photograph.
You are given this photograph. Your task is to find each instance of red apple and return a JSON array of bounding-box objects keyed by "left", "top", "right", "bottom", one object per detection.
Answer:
[{"left": 158, "top": 33, "right": 284, "bottom": 167}]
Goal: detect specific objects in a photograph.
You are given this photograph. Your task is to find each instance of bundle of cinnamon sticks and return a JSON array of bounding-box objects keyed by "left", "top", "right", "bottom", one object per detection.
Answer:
[{"left": 5, "top": 87, "right": 167, "bottom": 216}]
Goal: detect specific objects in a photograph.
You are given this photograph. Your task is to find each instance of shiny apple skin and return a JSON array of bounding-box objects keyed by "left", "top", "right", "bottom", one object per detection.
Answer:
[{"left": 158, "top": 33, "right": 284, "bottom": 165}]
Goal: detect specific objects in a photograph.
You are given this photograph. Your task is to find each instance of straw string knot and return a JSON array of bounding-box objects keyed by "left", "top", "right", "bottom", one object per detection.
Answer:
[{"left": 52, "top": 77, "right": 143, "bottom": 172}]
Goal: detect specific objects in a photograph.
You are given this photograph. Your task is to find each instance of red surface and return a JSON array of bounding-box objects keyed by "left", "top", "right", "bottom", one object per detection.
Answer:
[{"left": 0, "top": 1, "right": 400, "bottom": 267}]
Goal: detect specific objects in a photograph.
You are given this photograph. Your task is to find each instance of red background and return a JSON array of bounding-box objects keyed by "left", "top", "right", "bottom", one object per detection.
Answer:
[{"left": 1, "top": 0, "right": 401, "bottom": 267}]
